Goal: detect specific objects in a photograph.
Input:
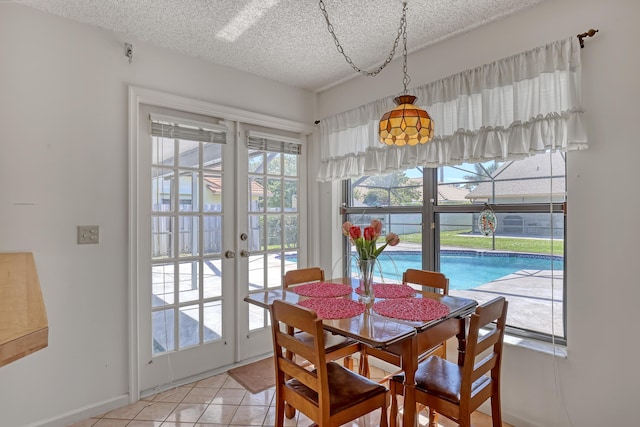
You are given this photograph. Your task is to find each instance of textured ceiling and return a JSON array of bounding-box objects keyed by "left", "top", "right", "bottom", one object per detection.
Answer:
[{"left": 17, "top": 0, "right": 544, "bottom": 92}]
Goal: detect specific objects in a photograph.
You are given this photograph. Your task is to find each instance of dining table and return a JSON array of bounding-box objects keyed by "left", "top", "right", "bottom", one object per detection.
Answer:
[{"left": 243, "top": 277, "right": 478, "bottom": 427}]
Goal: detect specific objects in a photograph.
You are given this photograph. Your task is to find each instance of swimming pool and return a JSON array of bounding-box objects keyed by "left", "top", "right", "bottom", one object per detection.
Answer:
[{"left": 348, "top": 250, "right": 564, "bottom": 290}]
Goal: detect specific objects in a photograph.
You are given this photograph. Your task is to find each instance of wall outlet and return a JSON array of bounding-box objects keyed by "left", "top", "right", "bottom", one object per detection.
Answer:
[{"left": 77, "top": 225, "right": 99, "bottom": 244}]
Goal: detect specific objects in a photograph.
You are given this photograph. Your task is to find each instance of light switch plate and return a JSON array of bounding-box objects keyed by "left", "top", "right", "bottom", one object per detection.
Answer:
[{"left": 77, "top": 225, "right": 99, "bottom": 244}]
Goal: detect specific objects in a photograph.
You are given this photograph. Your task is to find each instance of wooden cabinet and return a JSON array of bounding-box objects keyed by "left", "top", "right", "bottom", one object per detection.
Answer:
[{"left": 0, "top": 253, "right": 48, "bottom": 367}]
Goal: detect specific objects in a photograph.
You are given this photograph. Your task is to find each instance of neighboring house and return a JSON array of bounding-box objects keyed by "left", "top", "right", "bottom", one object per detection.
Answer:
[
  {"left": 466, "top": 152, "right": 566, "bottom": 204},
  {"left": 438, "top": 183, "right": 470, "bottom": 204},
  {"left": 465, "top": 152, "right": 566, "bottom": 237}
]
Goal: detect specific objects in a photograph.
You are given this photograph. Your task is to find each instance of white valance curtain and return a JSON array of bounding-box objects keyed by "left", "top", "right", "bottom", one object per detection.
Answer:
[{"left": 317, "top": 36, "right": 587, "bottom": 182}]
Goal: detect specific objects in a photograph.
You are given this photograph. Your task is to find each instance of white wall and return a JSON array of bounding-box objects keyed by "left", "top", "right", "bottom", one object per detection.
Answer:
[
  {"left": 316, "top": 0, "right": 640, "bottom": 426},
  {"left": 3, "top": 0, "right": 639, "bottom": 426},
  {"left": 0, "top": 4, "right": 314, "bottom": 426}
]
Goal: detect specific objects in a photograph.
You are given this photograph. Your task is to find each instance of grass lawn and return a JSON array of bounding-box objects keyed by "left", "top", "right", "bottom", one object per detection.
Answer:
[{"left": 400, "top": 229, "right": 564, "bottom": 255}]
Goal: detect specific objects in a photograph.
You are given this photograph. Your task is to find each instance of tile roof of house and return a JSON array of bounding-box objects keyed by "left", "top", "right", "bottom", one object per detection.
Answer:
[{"left": 438, "top": 184, "right": 470, "bottom": 202}]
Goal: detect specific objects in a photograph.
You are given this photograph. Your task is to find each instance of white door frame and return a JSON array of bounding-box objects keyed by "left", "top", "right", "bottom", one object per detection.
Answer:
[{"left": 128, "top": 86, "right": 312, "bottom": 402}]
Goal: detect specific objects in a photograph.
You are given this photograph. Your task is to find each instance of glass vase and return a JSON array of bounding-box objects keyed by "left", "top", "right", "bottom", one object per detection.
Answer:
[{"left": 358, "top": 258, "right": 376, "bottom": 304}]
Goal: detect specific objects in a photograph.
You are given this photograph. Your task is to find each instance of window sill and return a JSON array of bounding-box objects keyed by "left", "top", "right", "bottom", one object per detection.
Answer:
[{"left": 503, "top": 333, "right": 567, "bottom": 358}]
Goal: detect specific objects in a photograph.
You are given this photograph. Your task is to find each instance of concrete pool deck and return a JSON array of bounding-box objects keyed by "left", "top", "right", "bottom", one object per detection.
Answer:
[
  {"left": 379, "top": 243, "right": 566, "bottom": 338},
  {"left": 449, "top": 269, "right": 564, "bottom": 337}
]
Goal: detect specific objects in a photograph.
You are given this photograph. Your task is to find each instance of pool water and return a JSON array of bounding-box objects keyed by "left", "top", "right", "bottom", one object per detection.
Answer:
[{"left": 351, "top": 251, "right": 564, "bottom": 290}]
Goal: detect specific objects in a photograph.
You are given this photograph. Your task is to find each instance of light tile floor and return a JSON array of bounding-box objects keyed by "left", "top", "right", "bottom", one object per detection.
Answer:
[{"left": 67, "top": 362, "right": 511, "bottom": 427}]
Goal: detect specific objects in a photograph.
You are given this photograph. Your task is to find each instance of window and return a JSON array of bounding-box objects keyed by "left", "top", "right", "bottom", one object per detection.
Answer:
[{"left": 343, "top": 151, "right": 566, "bottom": 343}]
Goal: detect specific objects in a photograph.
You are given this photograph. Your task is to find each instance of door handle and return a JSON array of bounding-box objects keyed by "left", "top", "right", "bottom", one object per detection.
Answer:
[
  {"left": 240, "top": 250, "right": 250, "bottom": 258},
  {"left": 224, "top": 250, "right": 236, "bottom": 259}
]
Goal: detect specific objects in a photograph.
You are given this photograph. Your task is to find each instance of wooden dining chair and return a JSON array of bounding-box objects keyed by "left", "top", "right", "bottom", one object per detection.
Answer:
[
  {"left": 283, "top": 267, "right": 361, "bottom": 370},
  {"left": 389, "top": 297, "right": 509, "bottom": 427},
  {"left": 270, "top": 299, "right": 389, "bottom": 427},
  {"left": 359, "top": 269, "right": 449, "bottom": 378}
]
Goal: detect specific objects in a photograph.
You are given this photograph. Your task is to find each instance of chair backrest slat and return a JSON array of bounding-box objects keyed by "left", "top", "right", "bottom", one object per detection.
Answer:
[
  {"left": 275, "top": 329, "right": 318, "bottom": 363},
  {"left": 278, "top": 357, "right": 318, "bottom": 390},
  {"left": 470, "top": 354, "right": 497, "bottom": 382},
  {"left": 461, "top": 297, "right": 508, "bottom": 399},
  {"left": 271, "top": 300, "right": 329, "bottom": 409},
  {"left": 475, "top": 328, "right": 500, "bottom": 355},
  {"left": 403, "top": 269, "right": 449, "bottom": 294},
  {"left": 283, "top": 267, "right": 324, "bottom": 288}
]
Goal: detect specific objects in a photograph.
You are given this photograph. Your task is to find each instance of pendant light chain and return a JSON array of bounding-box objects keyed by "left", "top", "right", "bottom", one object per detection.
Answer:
[
  {"left": 401, "top": 9, "right": 410, "bottom": 93},
  {"left": 319, "top": 0, "right": 408, "bottom": 77}
]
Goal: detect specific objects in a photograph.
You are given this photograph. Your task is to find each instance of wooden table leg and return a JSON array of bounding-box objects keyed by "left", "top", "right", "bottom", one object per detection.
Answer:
[
  {"left": 401, "top": 335, "right": 418, "bottom": 427},
  {"left": 456, "top": 318, "right": 468, "bottom": 366}
]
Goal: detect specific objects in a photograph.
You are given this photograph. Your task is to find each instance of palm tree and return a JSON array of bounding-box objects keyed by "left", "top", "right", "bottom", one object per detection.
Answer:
[{"left": 462, "top": 161, "right": 499, "bottom": 190}]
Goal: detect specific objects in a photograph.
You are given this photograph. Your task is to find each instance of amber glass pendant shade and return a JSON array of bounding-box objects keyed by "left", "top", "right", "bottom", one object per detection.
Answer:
[{"left": 379, "top": 95, "right": 434, "bottom": 146}]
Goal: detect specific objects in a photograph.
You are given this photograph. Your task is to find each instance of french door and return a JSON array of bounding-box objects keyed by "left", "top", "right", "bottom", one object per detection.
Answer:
[
  {"left": 131, "top": 90, "right": 308, "bottom": 396},
  {"left": 235, "top": 124, "right": 306, "bottom": 361},
  {"left": 136, "top": 104, "right": 236, "bottom": 393}
]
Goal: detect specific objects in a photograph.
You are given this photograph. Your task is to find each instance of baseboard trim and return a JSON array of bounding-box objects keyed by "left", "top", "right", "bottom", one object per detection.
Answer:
[{"left": 23, "top": 394, "right": 130, "bottom": 427}]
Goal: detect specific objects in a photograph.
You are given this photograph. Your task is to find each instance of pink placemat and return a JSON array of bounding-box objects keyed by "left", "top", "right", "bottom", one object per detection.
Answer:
[
  {"left": 298, "top": 298, "right": 366, "bottom": 320},
  {"left": 373, "top": 298, "right": 450, "bottom": 322},
  {"left": 355, "top": 283, "right": 416, "bottom": 299},
  {"left": 291, "top": 282, "right": 352, "bottom": 298}
]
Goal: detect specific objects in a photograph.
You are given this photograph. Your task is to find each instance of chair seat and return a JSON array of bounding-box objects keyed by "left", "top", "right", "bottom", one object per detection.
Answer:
[
  {"left": 287, "top": 362, "right": 387, "bottom": 415},
  {"left": 391, "top": 356, "right": 490, "bottom": 404}
]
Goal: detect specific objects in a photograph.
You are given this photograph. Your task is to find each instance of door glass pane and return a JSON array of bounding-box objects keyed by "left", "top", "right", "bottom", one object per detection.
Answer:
[
  {"left": 267, "top": 215, "right": 282, "bottom": 248},
  {"left": 283, "top": 250, "right": 298, "bottom": 277},
  {"left": 203, "top": 175, "right": 222, "bottom": 210},
  {"left": 248, "top": 215, "right": 264, "bottom": 251},
  {"left": 178, "top": 261, "right": 199, "bottom": 303},
  {"left": 179, "top": 304, "right": 200, "bottom": 349},
  {"left": 283, "top": 179, "right": 298, "bottom": 210},
  {"left": 248, "top": 151, "right": 264, "bottom": 173},
  {"left": 266, "top": 255, "right": 283, "bottom": 290},
  {"left": 152, "top": 309, "right": 175, "bottom": 354},
  {"left": 266, "top": 152, "right": 281, "bottom": 175},
  {"left": 178, "top": 140, "right": 200, "bottom": 168},
  {"left": 248, "top": 177, "right": 265, "bottom": 212},
  {"left": 152, "top": 137, "right": 175, "bottom": 166},
  {"left": 248, "top": 304, "right": 269, "bottom": 331},
  {"left": 178, "top": 216, "right": 199, "bottom": 257},
  {"left": 204, "top": 301, "right": 222, "bottom": 342},
  {"left": 267, "top": 178, "right": 282, "bottom": 211},
  {"left": 152, "top": 168, "right": 174, "bottom": 212},
  {"left": 178, "top": 172, "right": 199, "bottom": 212},
  {"left": 203, "top": 214, "right": 222, "bottom": 256},
  {"left": 283, "top": 153, "right": 298, "bottom": 177},
  {"left": 247, "top": 254, "right": 266, "bottom": 292},
  {"left": 283, "top": 215, "right": 298, "bottom": 249},
  {"left": 203, "top": 260, "right": 222, "bottom": 298},
  {"left": 152, "top": 216, "right": 173, "bottom": 259},
  {"left": 152, "top": 263, "right": 174, "bottom": 307},
  {"left": 203, "top": 142, "right": 223, "bottom": 171}
]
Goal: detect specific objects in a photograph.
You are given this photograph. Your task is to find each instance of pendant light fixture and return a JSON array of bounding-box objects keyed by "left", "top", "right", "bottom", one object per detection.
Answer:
[
  {"left": 319, "top": 1, "right": 433, "bottom": 146},
  {"left": 378, "top": 4, "right": 433, "bottom": 146}
]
